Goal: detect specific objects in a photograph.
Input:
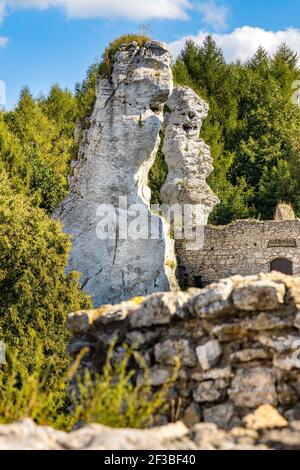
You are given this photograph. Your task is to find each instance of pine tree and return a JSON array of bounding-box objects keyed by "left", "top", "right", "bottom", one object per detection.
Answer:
[{"left": 174, "top": 36, "right": 300, "bottom": 223}]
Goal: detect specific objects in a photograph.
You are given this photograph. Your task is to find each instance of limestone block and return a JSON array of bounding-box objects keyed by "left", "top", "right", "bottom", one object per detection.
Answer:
[
  {"left": 229, "top": 368, "right": 277, "bottom": 408},
  {"left": 196, "top": 340, "right": 222, "bottom": 371},
  {"left": 203, "top": 403, "right": 235, "bottom": 430},
  {"left": 154, "top": 339, "right": 197, "bottom": 367},
  {"left": 193, "top": 379, "right": 228, "bottom": 403},
  {"left": 232, "top": 281, "right": 286, "bottom": 311},
  {"left": 244, "top": 405, "right": 288, "bottom": 431},
  {"left": 129, "top": 291, "right": 189, "bottom": 328}
]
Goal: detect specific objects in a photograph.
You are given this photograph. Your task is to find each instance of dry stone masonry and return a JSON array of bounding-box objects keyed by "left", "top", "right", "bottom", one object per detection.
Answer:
[
  {"left": 177, "top": 218, "right": 300, "bottom": 288},
  {"left": 68, "top": 272, "right": 300, "bottom": 430}
]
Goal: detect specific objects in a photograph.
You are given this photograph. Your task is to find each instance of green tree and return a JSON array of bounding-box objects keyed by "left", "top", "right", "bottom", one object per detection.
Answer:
[
  {"left": 174, "top": 37, "right": 300, "bottom": 223},
  {"left": 0, "top": 170, "right": 91, "bottom": 380},
  {"left": 2, "top": 86, "right": 78, "bottom": 213}
]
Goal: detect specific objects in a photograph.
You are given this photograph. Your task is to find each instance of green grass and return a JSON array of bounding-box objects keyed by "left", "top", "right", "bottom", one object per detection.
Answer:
[
  {"left": 99, "top": 34, "right": 150, "bottom": 79},
  {"left": 0, "top": 341, "right": 178, "bottom": 431}
]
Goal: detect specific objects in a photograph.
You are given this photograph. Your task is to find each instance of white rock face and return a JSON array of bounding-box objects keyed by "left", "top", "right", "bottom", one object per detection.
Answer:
[
  {"left": 161, "top": 86, "right": 219, "bottom": 247},
  {"left": 56, "top": 41, "right": 174, "bottom": 307}
]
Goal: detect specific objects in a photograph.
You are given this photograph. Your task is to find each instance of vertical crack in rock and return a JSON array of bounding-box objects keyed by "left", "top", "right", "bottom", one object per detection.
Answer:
[
  {"left": 55, "top": 41, "right": 175, "bottom": 307},
  {"left": 161, "top": 86, "right": 219, "bottom": 260}
]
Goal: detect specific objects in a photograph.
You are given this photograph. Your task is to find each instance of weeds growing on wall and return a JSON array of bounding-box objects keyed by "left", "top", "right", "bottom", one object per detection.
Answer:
[{"left": 0, "top": 341, "right": 179, "bottom": 431}]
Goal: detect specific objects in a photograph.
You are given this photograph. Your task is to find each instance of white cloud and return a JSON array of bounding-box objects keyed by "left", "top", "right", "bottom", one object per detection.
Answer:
[
  {"left": 168, "top": 26, "right": 300, "bottom": 64},
  {"left": 0, "top": 35, "right": 7, "bottom": 46},
  {"left": 0, "top": 1, "right": 6, "bottom": 22},
  {"left": 0, "top": 0, "right": 193, "bottom": 21},
  {"left": 196, "top": 0, "right": 229, "bottom": 31}
]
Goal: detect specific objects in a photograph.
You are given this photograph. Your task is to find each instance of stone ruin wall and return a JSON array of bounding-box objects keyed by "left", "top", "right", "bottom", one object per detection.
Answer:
[
  {"left": 176, "top": 219, "right": 300, "bottom": 288},
  {"left": 68, "top": 272, "right": 300, "bottom": 430}
]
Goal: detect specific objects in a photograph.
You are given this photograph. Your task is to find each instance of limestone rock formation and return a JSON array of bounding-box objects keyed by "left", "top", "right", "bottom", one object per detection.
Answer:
[
  {"left": 3, "top": 416, "right": 300, "bottom": 450},
  {"left": 161, "top": 86, "right": 219, "bottom": 249},
  {"left": 0, "top": 419, "right": 191, "bottom": 451},
  {"left": 56, "top": 41, "right": 174, "bottom": 307},
  {"left": 275, "top": 203, "right": 296, "bottom": 221},
  {"left": 68, "top": 272, "right": 300, "bottom": 426}
]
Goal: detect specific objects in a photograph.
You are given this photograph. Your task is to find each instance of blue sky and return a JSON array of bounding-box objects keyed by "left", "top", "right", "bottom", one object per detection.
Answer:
[{"left": 0, "top": 0, "right": 300, "bottom": 109}]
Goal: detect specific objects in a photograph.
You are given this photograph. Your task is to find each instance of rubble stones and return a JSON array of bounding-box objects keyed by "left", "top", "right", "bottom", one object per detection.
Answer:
[
  {"left": 196, "top": 340, "right": 222, "bottom": 371},
  {"left": 3, "top": 418, "right": 300, "bottom": 450}
]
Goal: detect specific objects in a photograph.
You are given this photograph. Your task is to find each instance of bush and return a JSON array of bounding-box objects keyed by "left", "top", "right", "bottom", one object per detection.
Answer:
[
  {"left": 0, "top": 345, "right": 73, "bottom": 430},
  {"left": 149, "top": 133, "right": 168, "bottom": 206},
  {"left": 0, "top": 342, "right": 178, "bottom": 431},
  {"left": 99, "top": 34, "right": 150, "bottom": 79},
  {"left": 73, "top": 342, "right": 179, "bottom": 429},
  {"left": 0, "top": 169, "right": 91, "bottom": 382}
]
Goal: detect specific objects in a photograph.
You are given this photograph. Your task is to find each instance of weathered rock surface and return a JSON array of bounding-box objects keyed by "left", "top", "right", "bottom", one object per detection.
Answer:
[
  {"left": 68, "top": 272, "right": 300, "bottom": 425},
  {"left": 275, "top": 203, "right": 296, "bottom": 222},
  {"left": 55, "top": 43, "right": 220, "bottom": 307},
  {"left": 232, "top": 280, "right": 286, "bottom": 311},
  {"left": 2, "top": 416, "right": 300, "bottom": 450},
  {"left": 228, "top": 368, "right": 277, "bottom": 408},
  {"left": 0, "top": 420, "right": 190, "bottom": 451},
  {"left": 196, "top": 340, "right": 222, "bottom": 371},
  {"left": 161, "top": 86, "right": 218, "bottom": 214},
  {"left": 56, "top": 41, "right": 174, "bottom": 307},
  {"left": 161, "top": 86, "right": 219, "bottom": 251}
]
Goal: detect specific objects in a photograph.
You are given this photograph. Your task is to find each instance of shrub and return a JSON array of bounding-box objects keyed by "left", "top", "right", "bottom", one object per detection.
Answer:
[
  {"left": 0, "top": 169, "right": 91, "bottom": 382},
  {"left": 75, "top": 63, "right": 100, "bottom": 130},
  {"left": 0, "top": 345, "right": 73, "bottom": 430},
  {"left": 75, "top": 34, "right": 150, "bottom": 136},
  {"left": 72, "top": 342, "right": 179, "bottom": 429},
  {"left": 99, "top": 34, "right": 150, "bottom": 79},
  {"left": 0, "top": 342, "right": 179, "bottom": 431},
  {"left": 149, "top": 133, "right": 168, "bottom": 205}
]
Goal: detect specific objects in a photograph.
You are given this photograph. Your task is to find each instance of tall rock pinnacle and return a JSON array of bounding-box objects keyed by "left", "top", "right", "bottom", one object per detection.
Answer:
[
  {"left": 161, "top": 86, "right": 219, "bottom": 225},
  {"left": 56, "top": 41, "right": 174, "bottom": 306},
  {"left": 56, "top": 41, "right": 219, "bottom": 306}
]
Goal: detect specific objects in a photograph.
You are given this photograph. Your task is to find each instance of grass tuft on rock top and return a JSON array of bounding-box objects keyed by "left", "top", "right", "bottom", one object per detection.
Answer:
[
  {"left": 75, "top": 34, "right": 150, "bottom": 132},
  {"left": 99, "top": 34, "right": 150, "bottom": 79}
]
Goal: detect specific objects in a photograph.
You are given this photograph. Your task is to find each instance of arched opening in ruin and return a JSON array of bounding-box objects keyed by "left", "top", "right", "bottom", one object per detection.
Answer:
[
  {"left": 270, "top": 258, "right": 293, "bottom": 275},
  {"left": 194, "top": 275, "right": 204, "bottom": 288}
]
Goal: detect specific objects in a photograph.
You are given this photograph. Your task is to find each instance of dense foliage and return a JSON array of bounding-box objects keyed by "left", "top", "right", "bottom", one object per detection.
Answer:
[
  {"left": 0, "top": 170, "right": 91, "bottom": 378},
  {"left": 0, "top": 342, "right": 176, "bottom": 430},
  {"left": 173, "top": 36, "right": 300, "bottom": 224},
  {"left": 0, "top": 86, "right": 78, "bottom": 214}
]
